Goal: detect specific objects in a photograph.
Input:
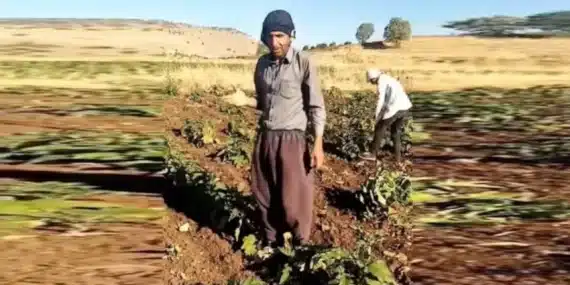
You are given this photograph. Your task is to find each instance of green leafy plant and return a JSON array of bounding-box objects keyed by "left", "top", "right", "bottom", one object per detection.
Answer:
[
  {"left": 270, "top": 232, "right": 397, "bottom": 285},
  {"left": 181, "top": 119, "right": 217, "bottom": 147},
  {"left": 356, "top": 169, "right": 412, "bottom": 220},
  {"left": 165, "top": 85, "right": 417, "bottom": 284},
  {"left": 324, "top": 92, "right": 376, "bottom": 160},
  {"left": 216, "top": 136, "right": 253, "bottom": 168},
  {"left": 219, "top": 104, "right": 246, "bottom": 116},
  {"left": 214, "top": 120, "right": 255, "bottom": 168},
  {"left": 165, "top": 145, "right": 407, "bottom": 284},
  {"left": 164, "top": 150, "right": 259, "bottom": 243},
  {"left": 241, "top": 234, "right": 260, "bottom": 257}
]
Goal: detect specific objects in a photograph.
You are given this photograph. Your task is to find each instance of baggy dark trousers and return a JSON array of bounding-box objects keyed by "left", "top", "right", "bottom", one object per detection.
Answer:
[
  {"left": 250, "top": 129, "right": 314, "bottom": 244},
  {"left": 372, "top": 110, "right": 411, "bottom": 162}
]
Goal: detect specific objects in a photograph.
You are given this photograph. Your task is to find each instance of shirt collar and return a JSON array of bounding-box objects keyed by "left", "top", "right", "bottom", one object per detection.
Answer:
[
  {"left": 267, "top": 47, "right": 294, "bottom": 64},
  {"left": 283, "top": 47, "right": 294, "bottom": 63}
]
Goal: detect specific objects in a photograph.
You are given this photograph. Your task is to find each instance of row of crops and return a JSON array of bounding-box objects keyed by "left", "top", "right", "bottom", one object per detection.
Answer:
[{"left": 163, "top": 85, "right": 416, "bottom": 284}]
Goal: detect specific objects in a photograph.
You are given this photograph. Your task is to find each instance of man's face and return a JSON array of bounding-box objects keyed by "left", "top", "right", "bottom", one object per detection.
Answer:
[{"left": 267, "top": 31, "right": 291, "bottom": 58}]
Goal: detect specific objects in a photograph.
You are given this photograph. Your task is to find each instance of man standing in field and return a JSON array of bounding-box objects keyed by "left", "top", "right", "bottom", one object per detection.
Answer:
[
  {"left": 360, "top": 69, "right": 412, "bottom": 163},
  {"left": 251, "top": 9, "right": 326, "bottom": 247}
]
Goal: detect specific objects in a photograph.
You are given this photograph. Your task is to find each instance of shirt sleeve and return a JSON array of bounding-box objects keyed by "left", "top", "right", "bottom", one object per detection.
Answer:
[
  {"left": 375, "top": 79, "right": 388, "bottom": 121},
  {"left": 253, "top": 60, "right": 263, "bottom": 111},
  {"left": 301, "top": 55, "right": 326, "bottom": 137}
]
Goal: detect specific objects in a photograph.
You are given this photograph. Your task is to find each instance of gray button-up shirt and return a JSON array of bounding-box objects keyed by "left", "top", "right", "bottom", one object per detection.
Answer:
[{"left": 254, "top": 47, "right": 326, "bottom": 136}]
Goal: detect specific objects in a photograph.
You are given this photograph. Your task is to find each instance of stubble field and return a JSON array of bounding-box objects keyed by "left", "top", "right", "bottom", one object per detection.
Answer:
[{"left": 0, "top": 19, "right": 569, "bottom": 285}]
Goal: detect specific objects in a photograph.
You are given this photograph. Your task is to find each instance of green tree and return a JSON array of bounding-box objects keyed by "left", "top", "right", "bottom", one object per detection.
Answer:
[
  {"left": 442, "top": 16, "right": 526, "bottom": 36},
  {"left": 355, "top": 23, "right": 375, "bottom": 43},
  {"left": 344, "top": 41, "right": 352, "bottom": 45},
  {"left": 316, "top": 43, "right": 328, "bottom": 49},
  {"left": 302, "top": 45, "right": 309, "bottom": 50},
  {"left": 329, "top": 42, "right": 337, "bottom": 47},
  {"left": 383, "top": 17, "right": 412, "bottom": 47},
  {"left": 442, "top": 10, "right": 570, "bottom": 37},
  {"left": 527, "top": 11, "right": 570, "bottom": 33}
]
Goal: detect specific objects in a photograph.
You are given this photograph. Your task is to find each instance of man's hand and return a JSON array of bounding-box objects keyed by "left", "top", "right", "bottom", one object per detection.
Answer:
[{"left": 311, "top": 135, "right": 325, "bottom": 169}]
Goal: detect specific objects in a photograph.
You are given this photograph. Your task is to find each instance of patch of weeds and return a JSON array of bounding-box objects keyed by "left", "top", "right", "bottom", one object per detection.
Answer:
[
  {"left": 0, "top": 180, "right": 163, "bottom": 236},
  {"left": 164, "top": 149, "right": 259, "bottom": 243},
  {"left": 213, "top": 120, "right": 255, "bottom": 168},
  {"left": 356, "top": 168, "right": 412, "bottom": 220},
  {"left": 418, "top": 197, "right": 570, "bottom": 226},
  {"left": 163, "top": 75, "right": 180, "bottom": 98},
  {"left": 0, "top": 181, "right": 105, "bottom": 200},
  {"left": 324, "top": 91, "right": 423, "bottom": 161},
  {"left": 410, "top": 86, "right": 570, "bottom": 134},
  {"left": 0, "top": 61, "right": 166, "bottom": 79},
  {"left": 409, "top": 178, "right": 570, "bottom": 225},
  {"left": 0, "top": 199, "right": 162, "bottom": 234},
  {"left": 187, "top": 90, "right": 203, "bottom": 103},
  {"left": 181, "top": 119, "right": 218, "bottom": 147},
  {"left": 237, "top": 231, "right": 397, "bottom": 285},
  {"left": 165, "top": 145, "right": 407, "bottom": 284},
  {"left": 409, "top": 178, "right": 510, "bottom": 203},
  {"left": 218, "top": 104, "right": 246, "bottom": 116},
  {"left": 0, "top": 86, "right": 166, "bottom": 101},
  {"left": 0, "top": 131, "right": 166, "bottom": 173}
]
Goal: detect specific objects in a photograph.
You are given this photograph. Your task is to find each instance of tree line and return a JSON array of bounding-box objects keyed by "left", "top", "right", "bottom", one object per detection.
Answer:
[
  {"left": 302, "top": 17, "right": 413, "bottom": 51},
  {"left": 443, "top": 10, "right": 570, "bottom": 37},
  {"left": 258, "top": 10, "right": 570, "bottom": 54}
]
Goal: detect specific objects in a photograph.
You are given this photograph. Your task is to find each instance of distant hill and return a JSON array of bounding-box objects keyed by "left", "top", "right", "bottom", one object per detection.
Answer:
[
  {"left": 0, "top": 18, "right": 258, "bottom": 58},
  {"left": 0, "top": 18, "right": 251, "bottom": 35}
]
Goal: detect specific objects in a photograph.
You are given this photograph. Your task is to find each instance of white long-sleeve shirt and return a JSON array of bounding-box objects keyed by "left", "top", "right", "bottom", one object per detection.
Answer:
[{"left": 375, "top": 73, "right": 412, "bottom": 122}]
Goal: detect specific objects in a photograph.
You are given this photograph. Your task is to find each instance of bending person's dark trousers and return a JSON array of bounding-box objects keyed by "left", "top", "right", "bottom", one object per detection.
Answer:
[
  {"left": 371, "top": 110, "right": 411, "bottom": 162},
  {"left": 250, "top": 129, "right": 314, "bottom": 245}
]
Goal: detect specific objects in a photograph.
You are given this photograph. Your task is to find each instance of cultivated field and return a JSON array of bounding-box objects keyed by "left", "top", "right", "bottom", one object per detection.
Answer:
[{"left": 0, "top": 19, "right": 569, "bottom": 285}]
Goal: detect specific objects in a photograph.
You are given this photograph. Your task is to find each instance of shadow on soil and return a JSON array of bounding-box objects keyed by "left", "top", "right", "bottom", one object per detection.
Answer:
[
  {"left": 11, "top": 106, "right": 158, "bottom": 118},
  {"left": 1, "top": 159, "right": 165, "bottom": 174},
  {"left": 0, "top": 167, "right": 167, "bottom": 194},
  {"left": 161, "top": 176, "right": 260, "bottom": 247},
  {"left": 324, "top": 187, "right": 363, "bottom": 216},
  {"left": 161, "top": 172, "right": 346, "bottom": 284}
]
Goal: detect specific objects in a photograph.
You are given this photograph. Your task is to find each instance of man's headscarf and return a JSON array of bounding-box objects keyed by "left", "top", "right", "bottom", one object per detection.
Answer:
[
  {"left": 260, "top": 9, "right": 295, "bottom": 47},
  {"left": 366, "top": 68, "right": 383, "bottom": 81}
]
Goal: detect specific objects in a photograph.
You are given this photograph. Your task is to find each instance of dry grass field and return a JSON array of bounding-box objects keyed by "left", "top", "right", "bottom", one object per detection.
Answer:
[
  {"left": 171, "top": 36, "right": 570, "bottom": 92},
  {"left": 1, "top": 19, "right": 569, "bottom": 285},
  {"left": 3, "top": 21, "right": 570, "bottom": 92}
]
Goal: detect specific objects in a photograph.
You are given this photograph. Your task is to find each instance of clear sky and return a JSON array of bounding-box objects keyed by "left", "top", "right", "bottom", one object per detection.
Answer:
[{"left": 1, "top": 0, "right": 569, "bottom": 47}]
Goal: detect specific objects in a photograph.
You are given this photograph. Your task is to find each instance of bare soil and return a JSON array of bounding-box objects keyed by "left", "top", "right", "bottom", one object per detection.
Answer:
[
  {"left": 163, "top": 212, "right": 256, "bottom": 284},
  {"left": 411, "top": 221, "right": 570, "bottom": 285},
  {"left": 162, "top": 94, "right": 570, "bottom": 284},
  {"left": 0, "top": 91, "right": 171, "bottom": 284},
  {"left": 0, "top": 114, "right": 163, "bottom": 134},
  {"left": 0, "top": 222, "right": 163, "bottom": 285},
  {"left": 2, "top": 90, "right": 569, "bottom": 284}
]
